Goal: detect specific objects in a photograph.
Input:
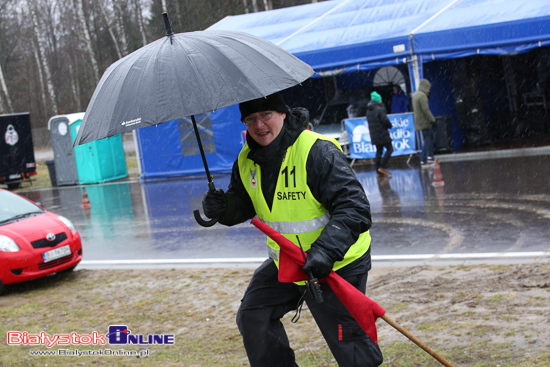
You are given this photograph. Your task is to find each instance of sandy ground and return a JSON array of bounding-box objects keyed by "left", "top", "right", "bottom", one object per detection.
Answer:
[
  {"left": 369, "top": 262, "right": 550, "bottom": 354},
  {"left": 1, "top": 262, "right": 549, "bottom": 366}
]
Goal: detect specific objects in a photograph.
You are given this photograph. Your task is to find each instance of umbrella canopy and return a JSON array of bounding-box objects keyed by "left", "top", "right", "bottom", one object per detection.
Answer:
[{"left": 74, "top": 26, "right": 314, "bottom": 146}]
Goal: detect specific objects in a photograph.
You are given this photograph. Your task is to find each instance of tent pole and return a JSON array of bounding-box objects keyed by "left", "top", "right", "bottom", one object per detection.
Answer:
[
  {"left": 408, "top": 53, "right": 424, "bottom": 155},
  {"left": 409, "top": 54, "right": 422, "bottom": 93}
]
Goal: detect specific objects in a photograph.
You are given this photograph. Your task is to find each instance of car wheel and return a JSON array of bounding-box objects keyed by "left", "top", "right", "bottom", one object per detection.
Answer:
[
  {"left": 7, "top": 182, "right": 21, "bottom": 190},
  {"left": 0, "top": 278, "right": 5, "bottom": 296}
]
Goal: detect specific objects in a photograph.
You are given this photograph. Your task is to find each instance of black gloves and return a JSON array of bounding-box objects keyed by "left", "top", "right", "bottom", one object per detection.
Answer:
[
  {"left": 202, "top": 188, "right": 227, "bottom": 219},
  {"left": 303, "top": 246, "right": 335, "bottom": 279}
]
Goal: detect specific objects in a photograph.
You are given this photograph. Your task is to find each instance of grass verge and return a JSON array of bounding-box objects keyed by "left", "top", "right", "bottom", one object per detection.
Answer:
[{"left": 0, "top": 264, "right": 549, "bottom": 366}]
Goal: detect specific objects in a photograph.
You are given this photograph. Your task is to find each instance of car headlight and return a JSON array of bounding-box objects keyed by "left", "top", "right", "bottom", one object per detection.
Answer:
[
  {"left": 0, "top": 235, "right": 20, "bottom": 252},
  {"left": 58, "top": 215, "right": 76, "bottom": 234}
]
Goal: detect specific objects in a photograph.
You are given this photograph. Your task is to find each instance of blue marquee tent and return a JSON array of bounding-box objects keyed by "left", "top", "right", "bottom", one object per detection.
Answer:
[
  {"left": 209, "top": 0, "right": 550, "bottom": 86},
  {"left": 136, "top": 0, "right": 550, "bottom": 180}
]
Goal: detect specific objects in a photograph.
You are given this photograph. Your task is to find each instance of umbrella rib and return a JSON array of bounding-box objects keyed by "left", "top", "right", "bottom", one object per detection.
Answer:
[
  {"left": 220, "top": 32, "right": 307, "bottom": 93},
  {"left": 173, "top": 38, "right": 219, "bottom": 115},
  {"left": 130, "top": 40, "right": 163, "bottom": 125},
  {"left": 181, "top": 34, "right": 261, "bottom": 112}
]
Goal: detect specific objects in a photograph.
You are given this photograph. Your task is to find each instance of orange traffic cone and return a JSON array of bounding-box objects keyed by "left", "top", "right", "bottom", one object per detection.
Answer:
[
  {"left": 433, "top": 184, "right": 446, "bottom": 207},
  {"left": 82, "top": 205, "right": 91, "bottom": 222},
  {"left": 431, "top": 158, "right": 445, "bottom": 187},
  {"left": 81, "top": 187, "right": 92, "bottom": 208}
]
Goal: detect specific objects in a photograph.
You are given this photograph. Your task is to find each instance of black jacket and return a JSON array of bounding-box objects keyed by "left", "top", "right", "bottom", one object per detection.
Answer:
[
  {"left": 366, "top": 100, "right": 393, "bottom": 145},
  {"left": 219, "top": 107, "right": 372, "bottom": 275}
]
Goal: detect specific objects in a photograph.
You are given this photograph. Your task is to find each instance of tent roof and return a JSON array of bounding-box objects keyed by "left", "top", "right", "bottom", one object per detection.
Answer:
[
  {"left": 412, "top": 0, "right": 550, "bottom": 56},
  {"left": 209, "top": 0, "right": 550, "bottom": 72}
]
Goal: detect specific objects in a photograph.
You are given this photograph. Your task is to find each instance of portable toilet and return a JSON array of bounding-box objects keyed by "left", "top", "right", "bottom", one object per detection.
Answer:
[
  {"left": 49, "top": 113, "right": 82, "bottom": 185},
  {"left": 48, "top": 113, "right": 128, "bottom": 185},
  {"left": 71, "top": 119, "right": 128, "bottom": 184}
]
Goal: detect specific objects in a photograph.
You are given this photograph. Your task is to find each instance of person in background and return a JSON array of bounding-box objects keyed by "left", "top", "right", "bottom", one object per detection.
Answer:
[
  {"left": 390, "top": 85, "right": 409, "bottom": 114},
  {"left": 366, "top": 91, "right": 393, "bottom": 177},
  {"left": 412, "top": 79, "right": 436, "bottom": 167},
  {"left": 201, "top": 92, "right": 383, "bottom": 367},
  {"left": 346, "top": 96, "right": 360, "bottom": 118}
]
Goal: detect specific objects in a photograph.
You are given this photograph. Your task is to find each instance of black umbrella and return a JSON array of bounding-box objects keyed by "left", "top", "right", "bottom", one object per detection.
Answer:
[{"left": 74, "top": 13, "right": 314, "bottom": 226}]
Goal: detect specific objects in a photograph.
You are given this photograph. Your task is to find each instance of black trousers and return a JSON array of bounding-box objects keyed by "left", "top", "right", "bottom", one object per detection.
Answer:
[
  {"left": 374, "top": 142, "right": 393, "bottom": 170},
  {"left": 236, "top": 259, "right": 383, "bottom": 367}
]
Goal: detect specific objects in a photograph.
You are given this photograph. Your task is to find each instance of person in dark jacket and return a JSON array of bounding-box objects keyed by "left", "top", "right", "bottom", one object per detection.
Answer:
[
  {"left": 390, "top": 85, "right": 409, "bottom": 114},
  {"left": 366, "top": 91, "right": 394, "bottom": 177},
  {"left": 201, "top": 92, "right": 383, "bottom": 367}
]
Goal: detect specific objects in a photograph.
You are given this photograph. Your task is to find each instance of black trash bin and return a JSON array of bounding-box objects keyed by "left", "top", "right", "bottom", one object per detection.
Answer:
[{"left": 46, "top": 160, "right": 57, "bottom": 187}]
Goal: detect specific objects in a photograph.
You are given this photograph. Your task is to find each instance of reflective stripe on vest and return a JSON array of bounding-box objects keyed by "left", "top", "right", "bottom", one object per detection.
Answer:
[{"left": 268, "top": 212, "right": 330, "bottom": 234}]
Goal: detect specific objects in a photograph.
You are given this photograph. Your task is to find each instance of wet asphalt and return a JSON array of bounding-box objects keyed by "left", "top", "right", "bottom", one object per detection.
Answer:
[{"left": 19, "top": 147, "right": 550, "bottom": 269}]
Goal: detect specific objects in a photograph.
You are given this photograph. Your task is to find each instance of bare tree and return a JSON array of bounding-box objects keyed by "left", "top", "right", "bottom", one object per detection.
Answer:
[
  {"left": 112, "top": 0, "right": 129, "bottom": 56},
  {"left": 97, "top": 0, "right": 123, "bottom": 59},
  {"left": 67, "top": 58, "right": 82, "bottom": 111},
  {"left": 251, "top": 0, "right": 259, "bottom": 12},
  {"left": 28, "top": 0, "right": 58, "bottom": 115},
  {"left": 32, "top": 43, "right": 48, "bottom": 114},
  {"left": 242, "top": 0, "right": 249, "bottom": 13},
  {"left": 74, "top": 0, "right": 100, "bottom": 83},
  {"left": 0, "top": 0, "right": 317, "bottom": 134},
  {"left": 0, "top": 90, "right": 5, "bottom": 113},
  {"left": 0, "top": 53, "right": 13, "bottom": 113},
  {"left": 133, "top": 0, "right": 148, "bottom": 46}
]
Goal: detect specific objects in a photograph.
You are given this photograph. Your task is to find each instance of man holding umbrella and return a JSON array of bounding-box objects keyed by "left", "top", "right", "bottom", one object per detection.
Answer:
[{"left": 202, "top": 92, "right": 383, "bottom": 366}]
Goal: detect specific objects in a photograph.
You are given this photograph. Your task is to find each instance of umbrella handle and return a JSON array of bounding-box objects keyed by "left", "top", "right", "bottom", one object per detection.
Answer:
[
  {"left": 194, "top": 181, "right": 219, "bottom": 227},
  {"left": 193, "top": 210, "right": 219, "bottom": 227}
]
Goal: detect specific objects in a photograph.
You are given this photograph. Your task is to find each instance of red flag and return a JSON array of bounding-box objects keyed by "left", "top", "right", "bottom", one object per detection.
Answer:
[{"left": 250, "top": 216, "right": 385, "bottom": 344}]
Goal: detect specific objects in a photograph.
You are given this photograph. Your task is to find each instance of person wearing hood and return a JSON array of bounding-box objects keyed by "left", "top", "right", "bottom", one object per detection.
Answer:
[
  {"left": 201, "top": 92, "right": 383, "bottom": 367},
  {"left": 366, "top": 91, "right": 394, "bottom": 177},
  {"left": 411, "top": 79, "right": 437, "bottom": 167}
]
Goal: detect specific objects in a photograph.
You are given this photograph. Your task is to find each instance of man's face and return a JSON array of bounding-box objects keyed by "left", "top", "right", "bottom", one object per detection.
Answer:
[{"left": 244, "top": 111, "right": 286, "bottom": 146}]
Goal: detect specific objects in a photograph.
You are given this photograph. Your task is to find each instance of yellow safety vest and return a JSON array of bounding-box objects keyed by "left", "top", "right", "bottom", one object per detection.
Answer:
[{"left": 238, "top": 130, "right": 371, "bottom": 272}]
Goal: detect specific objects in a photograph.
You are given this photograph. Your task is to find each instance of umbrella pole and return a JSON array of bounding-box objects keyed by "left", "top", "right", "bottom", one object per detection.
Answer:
[
  {"left": 190, "top": 115, "right": 215, "bottom": 190},
  {"left": 191, "top": 114, "right": 218, "bottom": 227},
  {"left": 381, "top": 314, "right": 455, "bottom": 367}
]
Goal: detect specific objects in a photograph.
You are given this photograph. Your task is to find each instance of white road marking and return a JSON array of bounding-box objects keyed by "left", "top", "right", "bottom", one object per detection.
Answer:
[
  {"left": 79, "top": 251, "right": 549, "bottom": 267},
  {"left": 373, "top": 252, "right": 549, "bottom": 260}
]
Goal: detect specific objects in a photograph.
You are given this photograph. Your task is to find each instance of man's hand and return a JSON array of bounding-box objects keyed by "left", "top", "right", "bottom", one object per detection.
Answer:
[
  {"left": 202, "top": 188, "right": 227, "bottom": 219},
  {"left": 303, "top": 246, "right": 335, "bottom": 279}
]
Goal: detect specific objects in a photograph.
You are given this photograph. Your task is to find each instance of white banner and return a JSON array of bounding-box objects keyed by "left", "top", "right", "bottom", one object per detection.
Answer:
[{"left": 344, "top": 113, "right": 416, "bottom": 159}]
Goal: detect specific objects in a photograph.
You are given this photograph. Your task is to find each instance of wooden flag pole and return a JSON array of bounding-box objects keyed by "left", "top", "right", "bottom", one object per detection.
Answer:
[{"left": 381, "top": 314, "right": 455, "bottom": 367}]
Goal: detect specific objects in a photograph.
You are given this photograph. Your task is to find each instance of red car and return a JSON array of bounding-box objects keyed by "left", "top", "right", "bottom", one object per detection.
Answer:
[{"left": 0, "top": 188, "right": 82, "bottom": 294}]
